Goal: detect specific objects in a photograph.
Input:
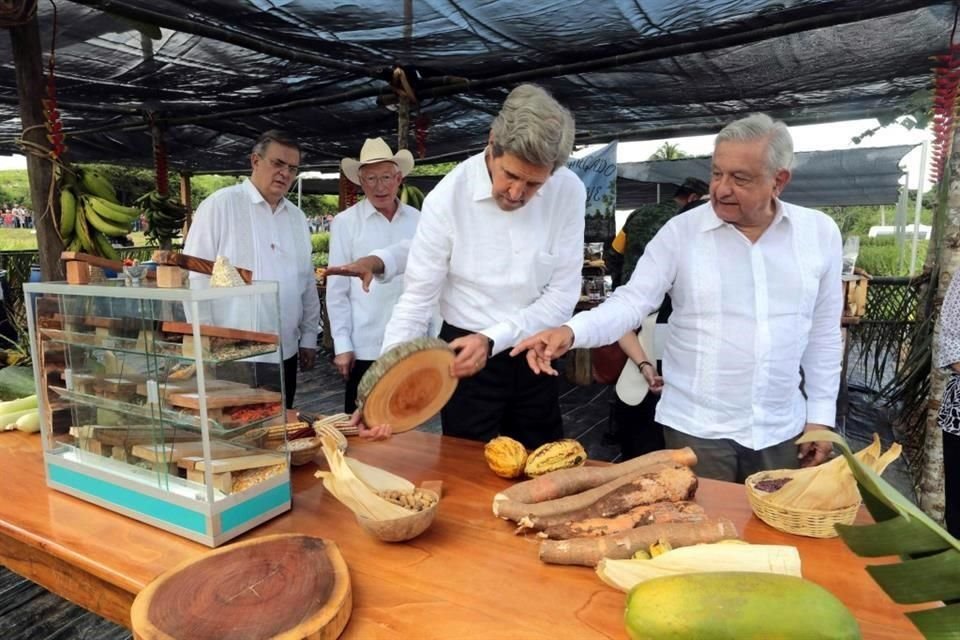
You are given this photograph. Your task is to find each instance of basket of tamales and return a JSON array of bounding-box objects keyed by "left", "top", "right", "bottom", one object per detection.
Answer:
[{"left": 745, "top": 434, "right": 901, "bottom": 538}]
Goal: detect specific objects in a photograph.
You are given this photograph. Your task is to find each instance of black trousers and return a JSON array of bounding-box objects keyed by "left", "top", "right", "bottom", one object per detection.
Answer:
[
  {"left": 945, "top": 429, "right": 960, "bottom": 537},
  {"left": 613, "top": 393, "right": 666, "bottom": 459},
  {"left": 438, "top": 323, "right": 563, "bottom": 449},
  {"left": 344, "top": 359, "right": 374, "bottom": 414}
]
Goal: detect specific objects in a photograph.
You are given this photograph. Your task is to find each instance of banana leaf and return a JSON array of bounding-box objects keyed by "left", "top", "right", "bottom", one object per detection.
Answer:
[{"left": 797, "top": 430, "right": 960, "bottom": 639}]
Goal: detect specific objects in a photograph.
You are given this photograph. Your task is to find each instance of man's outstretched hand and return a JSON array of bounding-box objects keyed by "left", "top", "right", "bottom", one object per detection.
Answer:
[
  {"left": 324, "top": 255, "right": 385, "bottom": 292},
  {"left": 510, "top": 326, "right": 575, "bottom": 376}
]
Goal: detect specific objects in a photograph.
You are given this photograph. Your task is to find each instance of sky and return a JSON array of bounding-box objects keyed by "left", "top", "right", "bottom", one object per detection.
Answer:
[{"left": 0, "top": 116, "right": 933, "bottom": 190}]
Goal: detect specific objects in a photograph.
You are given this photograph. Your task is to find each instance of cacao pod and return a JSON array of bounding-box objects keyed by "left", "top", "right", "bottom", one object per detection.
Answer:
[
  {"left": 484, "top": 436, "right": 528, "bottom": 478},
  {"left": 524, "top": 439, "right": 587, "bottom": 477}
]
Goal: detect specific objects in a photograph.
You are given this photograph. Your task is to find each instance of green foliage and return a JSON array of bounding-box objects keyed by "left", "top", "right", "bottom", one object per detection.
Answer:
[
  {"left": 300, "top": 194, "right": 339, "bottom": 216},
  {"left": 857, "top": 240, "right": 928, "bottom": 277},
  {"left": 311, "top": 232, "right": 329, "bottom": 253},
  {"left": 648, "top": 142, "right": 689, "bottom": 161},
  {"left": 0, "top": 170, "right": 30, "bottom": 207},
  {"left": 410, "top": 161, "right": 457, "bottom": 176},
  {"left": 190, "top": 174, "right": 243, "bottom": 204},
  {"left": 310, "top": 232, "right": 329, "bottom": 268}
]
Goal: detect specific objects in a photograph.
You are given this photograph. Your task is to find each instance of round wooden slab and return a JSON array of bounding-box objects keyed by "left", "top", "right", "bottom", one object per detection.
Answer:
[
  {"left": 357, "top": 337, "right": 458, "bottom": 433},
  {"left": 131, "top": 534, "right": 351, "bottom": 640}
]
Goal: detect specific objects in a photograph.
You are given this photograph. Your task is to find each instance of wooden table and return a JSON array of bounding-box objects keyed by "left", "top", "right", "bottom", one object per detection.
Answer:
[{"left": 0, "top": 430, "right": 923, "bottom": 639}]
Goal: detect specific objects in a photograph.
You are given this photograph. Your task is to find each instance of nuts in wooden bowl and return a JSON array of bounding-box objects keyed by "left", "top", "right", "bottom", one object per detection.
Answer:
[{"left": 355, "top": 488, "right": 440, "bottom": 542}]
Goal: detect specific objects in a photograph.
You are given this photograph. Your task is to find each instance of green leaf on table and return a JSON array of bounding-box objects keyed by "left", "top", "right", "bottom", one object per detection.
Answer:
[{"left": 796, "top": 430, "right": 960, "bottom": 639}]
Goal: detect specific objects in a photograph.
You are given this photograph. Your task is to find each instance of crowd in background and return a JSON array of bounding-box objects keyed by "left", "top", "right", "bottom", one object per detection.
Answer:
[{"left": 0, "top": 204, "right": 32, "bottom": 229}]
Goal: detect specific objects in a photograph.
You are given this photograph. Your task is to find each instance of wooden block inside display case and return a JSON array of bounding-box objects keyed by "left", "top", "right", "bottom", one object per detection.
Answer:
[
  {"left": 65, "top": 260, "right": 90, "bottom": 285},
  {"left": 156, "top": 265, "right": 184, "bottom": 288},
  {"left": 186, "top": 469, "right": 233, "bottom": 494}
]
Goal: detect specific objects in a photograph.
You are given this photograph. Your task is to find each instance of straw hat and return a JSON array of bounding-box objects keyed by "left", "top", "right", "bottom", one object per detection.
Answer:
[
  {"left": 615, "top": 312, "right": 659, "bottom": 406},
  {"left": 341, "top": 138, "right": 414, "bottom": 185}
]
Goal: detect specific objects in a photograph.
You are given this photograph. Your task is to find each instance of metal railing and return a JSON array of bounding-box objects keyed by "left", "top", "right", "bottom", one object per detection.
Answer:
[{"left": 846, "top": 275, "right": 927, "bottom": 391}]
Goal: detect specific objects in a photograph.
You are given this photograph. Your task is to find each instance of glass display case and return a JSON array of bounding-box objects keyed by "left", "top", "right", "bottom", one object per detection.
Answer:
[{"left": 24, "top": 278, "right": 291, "bottom": 547}]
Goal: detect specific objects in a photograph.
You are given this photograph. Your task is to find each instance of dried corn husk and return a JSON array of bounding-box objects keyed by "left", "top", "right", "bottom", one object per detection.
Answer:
[
  {"left": 314, "top": 435, "right": 410, "bottom": 520},
  {"left": 764, "top": 434, "right": 901, "bottom": 510},
  {"left": 597, "top": 542, "right": 802, "bottom": 592}
]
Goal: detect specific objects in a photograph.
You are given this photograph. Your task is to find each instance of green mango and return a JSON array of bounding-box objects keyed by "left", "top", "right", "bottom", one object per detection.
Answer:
[{"left": 625, "top": 572, "right": 861, "bottom": 640}]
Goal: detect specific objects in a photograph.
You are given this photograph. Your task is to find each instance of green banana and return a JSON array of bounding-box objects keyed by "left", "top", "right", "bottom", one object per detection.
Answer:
[
  {"left": 92, "top": 231, "right": 120, "bottom": 261},
  {"left": 59, "top": 187, "right": 77, "bottom": 237},
  {"left": 74, "top": 203, "right": 95, "bottom": 253},
  {"left": 86, "top": 195, "right": 139, "bottom": 224},
  {"left": 66, "top": 236, "right": 82, "bottom": 252},
  {"left": 82, "top": 199, "right": 130, "bottom": 237},
  {"left": 79, "top": 169, "right": 119, "bottom": 204}
]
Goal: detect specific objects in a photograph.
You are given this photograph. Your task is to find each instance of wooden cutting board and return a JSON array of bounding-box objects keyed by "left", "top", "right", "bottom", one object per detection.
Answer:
[
  {"left": 130, "top": 534, "right": 352, "bottom": 640},
  {"left": 357, "top": 337, "right": 458, "bottom": 433},
  {"left": 167, "top": 387, "right": 282, "bottom": 410},
  {"left": 134, "top": 378, "right": 248, "bottom": 398},
  {"left": 161, "top": 321, "right": 278, "bottom": 344}
]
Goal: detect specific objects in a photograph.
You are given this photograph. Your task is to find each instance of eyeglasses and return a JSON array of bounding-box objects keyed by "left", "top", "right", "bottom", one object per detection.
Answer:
[
  {"left": 360, "top": 173, "right": 400, "bottom": 187},
  {"left": 258, "top": 154, "right": 299, "bottom": 176}
]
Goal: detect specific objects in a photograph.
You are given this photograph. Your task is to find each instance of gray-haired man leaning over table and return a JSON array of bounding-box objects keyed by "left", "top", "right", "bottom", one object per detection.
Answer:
[{"left": 513, "top": 113, "right": 843, "bottom": 482}]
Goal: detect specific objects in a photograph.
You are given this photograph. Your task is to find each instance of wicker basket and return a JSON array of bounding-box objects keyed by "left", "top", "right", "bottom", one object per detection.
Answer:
[
  {"left": 744, "top": 471, "right": 860, "bottom": 538},
  {"left": 277, "top": 436, "right": 324, "bottom": 466}
]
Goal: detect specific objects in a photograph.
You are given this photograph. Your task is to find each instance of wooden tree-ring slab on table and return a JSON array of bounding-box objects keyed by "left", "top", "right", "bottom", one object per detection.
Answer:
[
  {"left": 357, "top": 337, "right": 458, "bottom": 433},
  {"left": 130, "top": 534, "right": 352, "bottom": 640}
]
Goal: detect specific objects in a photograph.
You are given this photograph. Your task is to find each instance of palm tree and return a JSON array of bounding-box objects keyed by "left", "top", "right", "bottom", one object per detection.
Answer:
[{"left": 648, "top": 142, "right": 689, "bottom": 161}]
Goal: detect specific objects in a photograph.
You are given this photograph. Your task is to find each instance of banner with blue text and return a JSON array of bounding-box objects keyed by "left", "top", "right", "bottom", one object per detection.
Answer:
[{"left": 567, "top": 141, "right": 617, "bottom": 242}]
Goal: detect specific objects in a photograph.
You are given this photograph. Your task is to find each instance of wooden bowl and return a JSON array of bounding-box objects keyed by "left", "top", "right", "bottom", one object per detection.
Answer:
[{"left": 355, "top": 488, "right": 439, "bottom": 542}]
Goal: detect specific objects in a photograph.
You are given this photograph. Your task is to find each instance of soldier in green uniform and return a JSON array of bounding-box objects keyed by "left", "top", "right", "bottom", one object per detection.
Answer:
[{"left": 607, "top": 177, "right": 709, "bottom": 287}]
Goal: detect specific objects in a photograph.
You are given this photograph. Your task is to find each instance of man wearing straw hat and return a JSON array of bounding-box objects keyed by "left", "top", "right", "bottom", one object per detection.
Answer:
[{"left": 327, "top": 138, "right": 420, "bottom": 416}]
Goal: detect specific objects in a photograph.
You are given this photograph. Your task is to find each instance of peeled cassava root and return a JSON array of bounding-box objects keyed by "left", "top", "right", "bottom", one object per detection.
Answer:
[
  {"left": 539, "top": 519, "right": 738, "bottom": 566},
  {"left": 495, "top": 463, "right": 697, "bottom": 523},
  {"left": 495, "top": 447, "right": 696, "bottom": 508},
  {"left": 533, "top": 501, "right": 706, "bottom": 540}
]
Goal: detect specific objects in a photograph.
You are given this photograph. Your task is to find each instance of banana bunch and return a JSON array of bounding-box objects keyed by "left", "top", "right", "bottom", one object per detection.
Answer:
[
  {"left": 399, "top": 183, "right": 425, "bottom": 209},
  {"left": 59, "top": 168, "right": 140, "bottom": 260},
  {"left": 136, "top": 190, "right": 187, "bottom": 246}
]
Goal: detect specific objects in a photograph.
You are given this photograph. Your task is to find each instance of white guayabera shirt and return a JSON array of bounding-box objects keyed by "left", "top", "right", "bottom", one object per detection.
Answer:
[
  {"left": 567, "top": 200, "right": 844, "bottom": 450},
  {"left": 325, "top": 198, "right": 420, "bottom": 360},
  {"left": 184, "top": 179, "right": 320, "bottom": 360},
  {"left": 381, "top": 151, "right": 586, "bottom": 355}
]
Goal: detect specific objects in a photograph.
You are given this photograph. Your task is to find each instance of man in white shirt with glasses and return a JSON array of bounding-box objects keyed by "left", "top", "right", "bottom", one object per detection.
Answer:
[
  {"left": 326, "top": 138, "right": 420, "bottom": 415},
  {"left": 184, "top": 130, "right": 320, "bottom": 408},
  {"left": 514, "top": 113, "right": 843, "bottom": 481}
]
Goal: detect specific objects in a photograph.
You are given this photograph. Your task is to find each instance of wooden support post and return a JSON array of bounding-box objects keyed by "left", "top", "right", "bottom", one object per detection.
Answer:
[
  {"left": 179, "top": 171, "right": 192, "bottom": 238},
  {"left": 10, "top": 11, "right": 65, "bottom": 281}
]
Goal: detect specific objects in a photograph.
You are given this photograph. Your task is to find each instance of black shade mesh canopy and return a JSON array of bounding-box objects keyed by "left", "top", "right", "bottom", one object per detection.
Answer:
[
  {"left": 618, "top": 145, "right": 917, "bottom": 207},
  {"left": 0, "top": 1, "right": 953, "bottom": 172}
]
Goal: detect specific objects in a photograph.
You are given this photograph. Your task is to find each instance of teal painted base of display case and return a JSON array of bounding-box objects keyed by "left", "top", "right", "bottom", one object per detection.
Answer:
[{"left": 46, "top": 454, "right": 290, "bottom": 547}]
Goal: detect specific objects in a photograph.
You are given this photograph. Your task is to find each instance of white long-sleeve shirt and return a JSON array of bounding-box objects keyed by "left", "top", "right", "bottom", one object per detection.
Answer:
[
  {"left": 326, "top": 199, "right": 420, "bottom": 360},
  {"left": 183, "top": 179, "right": 320, "bottom": 359},
  {"left": 382, "top": 151, "right": 586, "bottom": 355},
  {"left": 567, "top": 200, "right": 843, "bottom": 450}
]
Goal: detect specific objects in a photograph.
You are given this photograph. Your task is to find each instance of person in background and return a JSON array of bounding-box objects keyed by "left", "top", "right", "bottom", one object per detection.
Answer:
[
  {"left": 937, "top": 270, "right": 960, "bottom": 536},
  {"left": 184, "top": 130, "right": 320, "bottom": 408},
  {"left": 371, "top": 83, "right": 585, "bottom": 448},
  {"left": 606, "top": 176, "right": 708, "bottom": 458},
  {"left": 514, "top": 113, "right": 842, "bottom": 482},
  {"left": 326, "top": 138, "right": 420, "bottom": 414},
  {"left": 606, "top": 177, "right": 709, "bottom": 288}
]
